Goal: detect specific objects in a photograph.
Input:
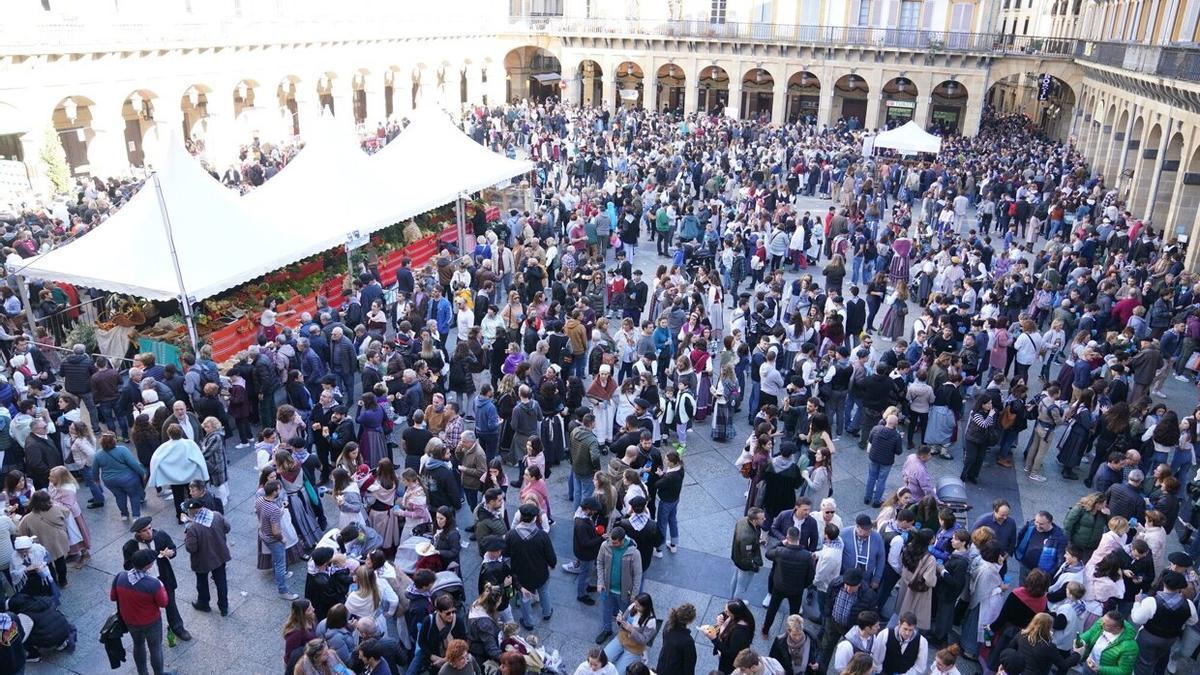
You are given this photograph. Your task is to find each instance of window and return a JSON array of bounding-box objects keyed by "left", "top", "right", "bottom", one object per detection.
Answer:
[
  {"left": 799, "top": 0, "right": 820, "bottom": 25},
  {"left": 899, "top": 0, "right": 921, "bottom": 29},
  {"left": 710, "top": 0, "right": 727, "bottom": 23},
  {"left": 1023, "top": 17, "right": 1030, "bottom": 34},
  {"left": 856, "top": 0, "right": 871, "bottom": 26},
  {"left": 950, "top": 2, "right": 973, "bottom": 31}
]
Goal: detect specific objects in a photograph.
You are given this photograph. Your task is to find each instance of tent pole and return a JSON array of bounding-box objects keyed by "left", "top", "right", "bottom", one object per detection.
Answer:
[
  {"left": 455, "top": 194, "right": 467, "bottom": 252},
  {"left": 151, "top": 172, "right": 200, "bottom": 356},
  {"left": 15, "top": 274, "right": 37, "bottom": 334}
]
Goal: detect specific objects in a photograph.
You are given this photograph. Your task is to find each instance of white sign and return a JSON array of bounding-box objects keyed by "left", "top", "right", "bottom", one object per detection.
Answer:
[
  {"left": 724, "top": 106, "right": 739, "bottom": 119},
  {"left": 345, "top": 230, "right": 369, "bottom": 251},
  {"left": 886, "top": 100, "right": 916, "bottom": 109},
  {"left": 619, "top": 89, "right": 639, "bottom": 101}
]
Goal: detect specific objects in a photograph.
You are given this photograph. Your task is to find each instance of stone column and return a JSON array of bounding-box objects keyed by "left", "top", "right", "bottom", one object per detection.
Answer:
[
  {"left": 86, "top": 115, "right": 131, "bottom": 177},
  {"left": 1143, "top": 117, "right": 1175, "bottom": 222},
  {"left": 142, "top": 102, "right": 184, "bottom": 168},
  {"left": 770, "top": 78, "right": 787, "bottom": 126},
  {"left": 914, "top": 95, "right": 932, "bottom": 129},
  {"left": 397, "top": 71, "right": 416, "bottom": 117},
  {"left": 1163, "top": 134, "right": 1197, "bottom": 239},
  {"left": 643, "top": 69, "right": 658, "bottom": 112},
  {"left": 728, "top": 76, "right": 743, "bottom": 119},
  {"left": 818, "top": 86, "right": 835, "bottom": 128},
  {"left": 199, "top": 88, "right": 237, "bottom": 168},
  {"left": 865, "top": 90, "right": 882, "bottom": 132},
  {"left": 962, "top": 98, "right": 984, "bottom": 136},
  {"left": 468, "top": 64, "right": 487, "bottom": 106}
]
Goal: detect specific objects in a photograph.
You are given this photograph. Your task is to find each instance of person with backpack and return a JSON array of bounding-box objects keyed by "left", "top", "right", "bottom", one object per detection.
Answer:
[{"left": 507, "top": 385, "right": 543, "bottom": 467}]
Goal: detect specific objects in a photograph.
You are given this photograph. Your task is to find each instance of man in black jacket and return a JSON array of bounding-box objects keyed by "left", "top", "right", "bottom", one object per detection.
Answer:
[
  {"left": 23, "top": 419, "right": 60, "bottom": 490},
  {"left": 505, "top": 503, "right": 557, "bottom": 630},
  {"left": 854, "top": 363, "right": 898, "bottom": 450},
  {"left": 572, "top": 497, "right": 604, "bottom": 605},
  {"left": 762, "top": 526, "right": 815, "bottom": 638},
  {"left": 58, "top": 343, "right": 97, "bottom": 423},
  {"left": 122, "top": 516, "right": 191, "bottom": 642},
  {"left": 420, "top": 442, "right": 461, "bottom": 512}
]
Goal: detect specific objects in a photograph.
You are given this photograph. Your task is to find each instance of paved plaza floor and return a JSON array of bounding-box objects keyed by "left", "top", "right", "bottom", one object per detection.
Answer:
[{"left": 29, "top": 194, "right": 1198, "bottom": 674}]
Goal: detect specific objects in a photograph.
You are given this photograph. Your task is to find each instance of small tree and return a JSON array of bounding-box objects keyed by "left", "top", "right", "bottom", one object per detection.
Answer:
[{"left": 39, "top": 123, "right": 70, "bottom": 195}]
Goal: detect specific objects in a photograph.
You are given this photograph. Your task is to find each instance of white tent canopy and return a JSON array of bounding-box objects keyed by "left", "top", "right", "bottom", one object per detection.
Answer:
[
  {"left": 371, "top": 107, "right": 534, "bottom": 220},
  {"left": 9, "top": 137, "right": 294, "bottom": 302},
  {"left": 242, "top": 115, "right": 399, "bottom": 255},
  {"left": 872, "top": 120, "right": 942, "bottom": 155}
]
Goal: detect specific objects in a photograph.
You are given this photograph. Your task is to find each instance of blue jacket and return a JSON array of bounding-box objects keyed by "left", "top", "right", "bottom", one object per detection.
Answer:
[
  {"left": 1014, "top": 521, "right": 1069, "bottom": 572},
  {"left": 300, "top": 348, "right": 326, "bottom": 386},
  {"left": 428, "top": 297, "right": 453, "bottom": 335},
  {"left": 474, "top": 397, "right": 499, "bottom": 435},
  {"left": 839, "top": 529, "right": 886, "bottom": 586}
]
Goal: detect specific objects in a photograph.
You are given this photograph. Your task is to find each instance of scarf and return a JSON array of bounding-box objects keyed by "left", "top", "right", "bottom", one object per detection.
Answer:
[
  {"left": 1157, "top": 590, "right": 1186, "bottom": 610},
  {"left": 127, "top": 567, "right": 149, "bottom": 585},
  {"left": 191, "top": 507, "right": 214, "bottom": 528}
]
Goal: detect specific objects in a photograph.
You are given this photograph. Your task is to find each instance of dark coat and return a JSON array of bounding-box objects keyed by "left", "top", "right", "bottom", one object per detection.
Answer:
[
  {"left": 182, "top": 511, "right": 232, "bottom": 574},
  {"left": 122, "top": 530, "right": 178, "bottom": 591},
  {"left": 766, "top": 541, "right": 815, "bottom": 596},
  {"left": 23, "top": 434, "right": 60, "bottom": 489},
  {"left": 656, "top": 625, "right": 698, "bottom": 675},
  {"left": 504, "top": 523, "right": 557, "bottom": 591}
]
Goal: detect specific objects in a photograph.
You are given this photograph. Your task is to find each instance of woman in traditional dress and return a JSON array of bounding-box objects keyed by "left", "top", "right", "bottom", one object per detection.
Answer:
[
  {"left": 888, "top": 229, "right": 913, "bottom": 287},
  {"left": 877, "top": 284, "right": 909, "bottom": 342},
  {"left": 586, "top": 364, "right": 619, "bottom": 446},
  {"left": 274, "top": 449, "right": 322, "bottom": 551},
  {"left": 366, "top": 458, "right": 403, "bottom": 559},
  {"left": 331, "top": 467, "right": 366, "bottom": 530},
  {"left": 396, "top": 468, "right": 431, "bottom": 540},
  {"left": 48, "top": 466, "right": 90, "bottom": 567},
  {"left": 711, "top": 363, "right": 738, "bottom": 442},
  {"left": 691, "top": 332, "right": 714, "bottom": 421},
  {"left": 355, "top": 392, "right": 387, "bottom": 467}
]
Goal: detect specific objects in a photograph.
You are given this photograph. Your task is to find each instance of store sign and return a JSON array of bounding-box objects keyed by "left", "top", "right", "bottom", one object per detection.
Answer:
[{"left": 886, "top": 100, "right": 916, "bottom": 109}]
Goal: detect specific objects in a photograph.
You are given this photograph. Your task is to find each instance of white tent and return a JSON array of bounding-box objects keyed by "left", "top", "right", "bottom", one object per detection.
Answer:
[
  {"left": 872, "top": 120, "right": 942, "bottom": 155},
  {"left": 242, "top": 115, "right": 398, "bottom": 255},
  {"left": 10, "top": 137, "right": 294, "bottom": 303},
  {"left": 372, "top": 107, "right": 534, "bottom": 214}
]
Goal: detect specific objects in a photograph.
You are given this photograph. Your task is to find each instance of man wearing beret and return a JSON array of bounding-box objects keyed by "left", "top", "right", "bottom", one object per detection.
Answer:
[{"left": 122, "top": 516, "right": 190, "bottom": 642}]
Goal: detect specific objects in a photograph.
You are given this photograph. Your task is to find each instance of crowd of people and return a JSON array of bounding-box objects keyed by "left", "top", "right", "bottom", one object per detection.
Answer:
[{"left": 0, "top": 97, "right": 1198, "bottom": 675}]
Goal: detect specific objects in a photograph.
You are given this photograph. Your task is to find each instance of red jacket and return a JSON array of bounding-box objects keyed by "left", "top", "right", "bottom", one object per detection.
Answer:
[{"left": 110, "top": 571, "right": 168, "bottom": 627}]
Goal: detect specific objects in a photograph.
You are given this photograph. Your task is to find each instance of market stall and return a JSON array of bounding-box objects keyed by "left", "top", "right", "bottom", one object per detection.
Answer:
[{"left": 871, "top": 120, "right": 943, "bottom": 155}]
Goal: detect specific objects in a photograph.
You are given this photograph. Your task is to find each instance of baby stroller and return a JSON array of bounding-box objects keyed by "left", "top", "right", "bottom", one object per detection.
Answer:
[
  {"left": 935, "top": 475, "right": 973, "bottom": 527},
  {"left": 681, "top": 241, "right": 715, "bottom": 280},
  {"left": 431, "top": 570, "right": 466, "bottom": 608}
]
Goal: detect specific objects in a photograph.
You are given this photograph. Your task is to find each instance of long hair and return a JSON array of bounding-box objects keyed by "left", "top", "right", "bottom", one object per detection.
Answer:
[
  {"left": 282, "top": 598, "right": 313, "bottom": 636},
  {"left": 353, "top": 565, "right": 382, "bottom": 609},
  {"left": 901, "top": 529, "right": 933, "bottom": 573},
  {"left": 1020, "top": 613, "right": 1053, "bottom": 645}
]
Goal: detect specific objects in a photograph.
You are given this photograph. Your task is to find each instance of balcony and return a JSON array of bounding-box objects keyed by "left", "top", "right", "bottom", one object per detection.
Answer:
[
  {"left": 510, "top": 15, "right": 1079, "bottom": 58},
  {"left": 1077, "top": 41, "right": 1200, "bottom": 85}
]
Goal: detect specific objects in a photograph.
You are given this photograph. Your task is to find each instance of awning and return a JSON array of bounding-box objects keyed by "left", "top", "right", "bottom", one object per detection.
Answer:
[{"left": 531, "top": 72, "right": 561, "bottom": 83}]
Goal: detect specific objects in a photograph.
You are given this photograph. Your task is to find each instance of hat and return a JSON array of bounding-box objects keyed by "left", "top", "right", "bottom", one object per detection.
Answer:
[
  {"left": 632, "top": 269, "right": 642, "bottom": 275},
  {"left": 581, "top": 497, "right": 602, "bottom": 512},
  {"left": 598, "top": 364, "right": 612, "bottom": 375},
  {"left": 130, "top": 548, "right": 158, "bottom": 569},
  {"left": 1169, "top": 551, "right": 1194, "bottom": 568},
  {"left": 481, "top": 535, "right": 506, "bottom": 553},
  {"left": 1163, "top": 570, "right": 1188, "bottom": 590},
  {"left": 628, "top": 495, "right": 647, "bottom": 511},
  {"left": 130, "top": 516, "right": 153, "bottom": 532},
  {"left": 311, "top": 547, "right": 335, "bottom": 566},
  {"left": 855, "top": 513, "right": 874, "bottom": 529},
  {"left": 633, "top": 397, "right": 650, "bottom": 409},
  {"left": 843, "top": 568, "right": 864, "bottom": 586},
  {"left": 13, "top": 535, "right": 34, "bottom": 549},
  {"left": 414, "top": 541, "right": 437, "bottom": 557},
  {"left": 183, "top": 499, "right": 204, "bottom": 511}
]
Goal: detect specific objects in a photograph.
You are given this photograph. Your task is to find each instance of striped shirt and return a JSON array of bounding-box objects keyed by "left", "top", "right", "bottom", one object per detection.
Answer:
[{"left": 255, "top": 496, "right": 283, "bottom": 544}]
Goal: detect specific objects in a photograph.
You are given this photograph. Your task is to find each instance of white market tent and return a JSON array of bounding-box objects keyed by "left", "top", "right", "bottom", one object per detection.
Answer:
[
  {"left": 241, "top": 115, "right": 397, "bottom": 254},
  {"left": 10, "top": 138, "right": 295, "bottom": 303},
  {"left": 872, "top": 120, "right": 942, "bottom": 155},
  {"left": 372, "top": 107, "right": 534, "bottom": 212}
]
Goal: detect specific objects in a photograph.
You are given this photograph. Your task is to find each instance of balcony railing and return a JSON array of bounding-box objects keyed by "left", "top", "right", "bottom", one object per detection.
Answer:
[
  {"left": 1077, "top": 41, "right": 1200, "bottom": 85},
  {"left": 511, "top": 15, "right": 1079, "bottom": 58}
]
